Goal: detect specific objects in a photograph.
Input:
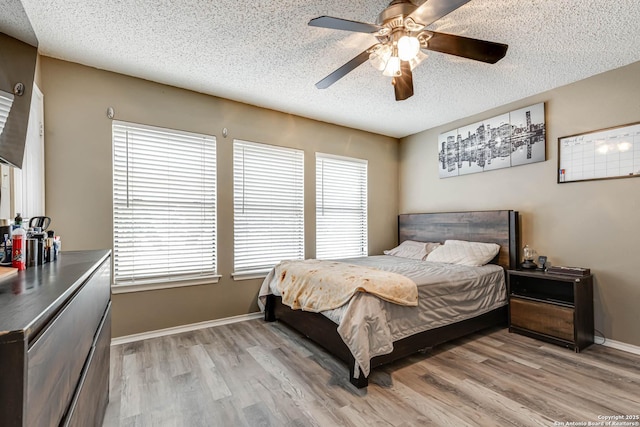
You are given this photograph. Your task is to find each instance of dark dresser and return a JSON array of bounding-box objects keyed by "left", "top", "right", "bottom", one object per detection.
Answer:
[{"left": 0, "top": 250, "right": 111, "bottom": 426}]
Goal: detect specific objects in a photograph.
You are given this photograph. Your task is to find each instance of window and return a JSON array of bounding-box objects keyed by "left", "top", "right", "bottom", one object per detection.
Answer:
[
  {"left": 12, "top": 84, "right": 45, "bottom": 219},
  {"left": 112, "top": 121, "right": 217, "bottom": 288},
  {"left": 0, "top": 89, "right": 14, "bottom": 137},
  {"left": 233, "top": 140, "right": 304, "bottom": 276},
  {"left": 316, "top": 153, "right": 367, "bottom": 259}
]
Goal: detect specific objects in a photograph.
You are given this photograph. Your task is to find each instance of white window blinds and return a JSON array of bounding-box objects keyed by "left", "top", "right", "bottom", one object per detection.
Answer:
[
  {"left": 233, "top": 140, "right": 304, "bottom": 274},
  {"left": 0, "top": 89, "right": 14, "bottom": 136},
  {"left": 112, "top": 121, "right": 217, "bottom": 286},
  {"left": 316, "top": 153, "right": 367, "bottom": 259}
]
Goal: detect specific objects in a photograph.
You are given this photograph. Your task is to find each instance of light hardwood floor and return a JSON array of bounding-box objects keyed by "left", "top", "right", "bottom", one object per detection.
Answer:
[{"left": 104, "top": 319, "right": 640, "bottom": 427}]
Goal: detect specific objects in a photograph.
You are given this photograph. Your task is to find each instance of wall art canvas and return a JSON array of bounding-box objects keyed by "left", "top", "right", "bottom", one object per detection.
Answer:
[
  {"left": 437, "top": 129, "right": 459, "bottom": 178},
  {"left": 438, "top": 103, "right": 546, "bottom": 178},
  {"left": 509, "top": 103, "right": 546, "bottom": 167}
]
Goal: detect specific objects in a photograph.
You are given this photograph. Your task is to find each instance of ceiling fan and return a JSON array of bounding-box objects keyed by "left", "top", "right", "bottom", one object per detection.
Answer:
[{"left": 309, "top": 0, "right": 508, "bottom": 101}]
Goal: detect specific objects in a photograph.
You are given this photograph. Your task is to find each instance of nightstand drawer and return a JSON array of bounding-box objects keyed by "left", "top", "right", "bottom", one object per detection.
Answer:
[{"left": 510, "top": 297, "right": 574, "bottom": 342}]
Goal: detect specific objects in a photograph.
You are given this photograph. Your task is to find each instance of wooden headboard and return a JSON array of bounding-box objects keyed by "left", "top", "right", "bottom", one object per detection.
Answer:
[{"left": 398, "top": 210, "right": 520, "bottom": 270}]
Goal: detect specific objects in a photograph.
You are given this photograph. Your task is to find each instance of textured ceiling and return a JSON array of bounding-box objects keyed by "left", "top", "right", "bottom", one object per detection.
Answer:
[
  {"left": 0, "top": 0, "right": 37, "bottom": 46},
  {"left": 18, "top": 0, "right": 640, "bottom": 138}
]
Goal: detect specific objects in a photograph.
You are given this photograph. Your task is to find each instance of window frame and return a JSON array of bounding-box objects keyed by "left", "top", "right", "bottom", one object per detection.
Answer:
[
  {"left": 315, "top": 152, "right": 368, "bottom": 260},
  {"left": 232, "top": 139, "right": 305, "bottom": 279},
  {"left": 111, "top": 120, "right": 219, "bottom": 292}
]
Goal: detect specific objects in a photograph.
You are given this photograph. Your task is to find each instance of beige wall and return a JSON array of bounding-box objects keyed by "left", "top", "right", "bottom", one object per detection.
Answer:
[
  {"left": 400, "top": 61, "right": 640, "bottom": 346},
  {"left": 40, "top": 57, "right": 399, "bottom": 337}
]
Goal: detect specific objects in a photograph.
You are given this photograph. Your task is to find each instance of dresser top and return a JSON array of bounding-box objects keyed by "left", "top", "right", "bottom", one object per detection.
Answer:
[{"left": 0, "top": 249, "right": 110, "bottom": 343}]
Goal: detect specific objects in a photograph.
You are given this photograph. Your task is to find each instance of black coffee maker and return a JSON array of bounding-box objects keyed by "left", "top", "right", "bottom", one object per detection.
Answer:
[
  {"left": 0, "top": 224, "right": 11, "bottom": 265},
  {"left": 29, "top": 216, "right": 51, "bottom": 230},
  {"left": 0, "top": 225, "right": 11, "bottom": 239}
]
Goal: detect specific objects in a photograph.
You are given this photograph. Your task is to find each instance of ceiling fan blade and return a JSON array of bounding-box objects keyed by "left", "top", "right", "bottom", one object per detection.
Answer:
[
  {"left": 309, "top": 16, "right": 382, "bottom": 34},
  {"left": 393, "top": 61, "right": 414, "bottom": 101},
  {"left": 315, "top": 46, "right": 376, "bottom": 89},
  {"left": 407, "top": 0, "right": 472, "bottom": 28},
  {"left": 423, "top": 31, "right": 508, "bottom": 64}
]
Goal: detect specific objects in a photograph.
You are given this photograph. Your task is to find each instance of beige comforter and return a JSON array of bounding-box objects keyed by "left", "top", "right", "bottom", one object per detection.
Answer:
[{"left": 273, "top": 259, "right": 418, "bottom": 312}]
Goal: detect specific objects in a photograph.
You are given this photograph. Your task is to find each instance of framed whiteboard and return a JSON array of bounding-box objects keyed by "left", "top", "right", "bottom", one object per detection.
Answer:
[{"left": 558, "top": 122, "right": 640, "bottom": 183}]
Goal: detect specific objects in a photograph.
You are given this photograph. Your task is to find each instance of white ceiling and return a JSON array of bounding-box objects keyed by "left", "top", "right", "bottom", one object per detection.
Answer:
[{"left": 18, "top": 0, "right": 640, "bottom": 138}]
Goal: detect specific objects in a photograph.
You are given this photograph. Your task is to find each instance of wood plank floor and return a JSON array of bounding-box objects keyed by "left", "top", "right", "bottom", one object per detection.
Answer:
[{"left": 104, "top": 319, "right": 640, "bottom": 427}]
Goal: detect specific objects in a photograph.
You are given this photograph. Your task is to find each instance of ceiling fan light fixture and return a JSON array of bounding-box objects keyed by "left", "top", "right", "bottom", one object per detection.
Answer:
[
  {"left": 382, "top": 56, "right": 401, "bottom": 77},
  {"left": 397, "top": 35, "right": 420, "bottom": 61},
  {"left": 369, "top": 44, "right": 392, "bottom": 71},
  {"left": 409, "top": 50, "right": 428, "bottom": 70},
  {"left": 307, "top": 0, "right": 509, "bottom": 101}
]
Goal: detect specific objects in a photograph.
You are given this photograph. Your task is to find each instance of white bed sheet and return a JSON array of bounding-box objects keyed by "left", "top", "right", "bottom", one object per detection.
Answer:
[{"left": 260, "top": 255, "right": 506, "bottom": 378}]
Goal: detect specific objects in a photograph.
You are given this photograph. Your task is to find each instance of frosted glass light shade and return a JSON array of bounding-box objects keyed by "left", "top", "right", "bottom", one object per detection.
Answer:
[
  {"left": 409, "top": 50, "right": 428, "bottom": 70},
  {"left": 369, "top": 45, "right": 391, "bottom": 71},
  {"left": 382, "top": 56, "right": 401, "bottom": 77},
  {"left": 398, "top": 36, "right": 420, "bottom": 61}
]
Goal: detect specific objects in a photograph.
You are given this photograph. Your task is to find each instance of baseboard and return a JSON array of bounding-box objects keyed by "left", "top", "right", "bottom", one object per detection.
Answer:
[
  {"left": 111, "top": 314, "right": 640, "bottom": 355},
  {"left": 597, "top": 337, "right": 640, "bottom": 356},
  {"left": 111, "top": 312, "right": 263, "bottom": 346}
]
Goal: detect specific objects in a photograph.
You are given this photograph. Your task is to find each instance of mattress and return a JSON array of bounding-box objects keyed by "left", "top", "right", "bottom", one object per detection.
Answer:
[
  {"left": 261, "top": 255, "right": 506, "bottom": 377},
  {"left": 322, "top": 255, "right": 506, "bottom": 340}
]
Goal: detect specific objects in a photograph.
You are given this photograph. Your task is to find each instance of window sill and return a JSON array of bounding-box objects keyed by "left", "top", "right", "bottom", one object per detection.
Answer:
[
  {"left": 111, "top": 275, "right": 222, "bottom": 294},
  {"left": 231, "top": 270, "right": 270, "bottom": 281}
]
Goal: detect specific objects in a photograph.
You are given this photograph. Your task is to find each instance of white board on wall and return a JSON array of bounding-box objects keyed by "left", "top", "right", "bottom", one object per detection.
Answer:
[{"left": 558, "top": 122, "right": 640, "bottom": 183}]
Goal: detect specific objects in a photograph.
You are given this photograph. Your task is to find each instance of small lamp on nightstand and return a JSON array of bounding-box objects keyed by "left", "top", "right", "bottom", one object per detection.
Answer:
[{"left": 521, "top": 244, "right": 538, "bottom": 269}]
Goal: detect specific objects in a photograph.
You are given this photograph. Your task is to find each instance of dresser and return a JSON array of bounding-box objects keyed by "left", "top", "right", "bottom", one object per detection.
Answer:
[{"left": 0, "top": 250, "right": 111, "bottom": 426}]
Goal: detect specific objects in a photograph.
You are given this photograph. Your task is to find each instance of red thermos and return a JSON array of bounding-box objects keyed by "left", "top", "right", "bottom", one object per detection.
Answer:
[{"left": 12, "top": 225, "right": 26, "bottom": 270}]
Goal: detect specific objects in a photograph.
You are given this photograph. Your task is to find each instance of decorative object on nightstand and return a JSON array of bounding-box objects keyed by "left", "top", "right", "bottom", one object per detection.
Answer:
[
  {"left": 507, "top": 269, "right": 594, "bottom": 352},
  {"left": 546, "top": 265, "right": 590, "bottom": 276},
  {"left": 537, "top": 255, "right": 547, "bottom": 271},
  {"left": 520, "top": 244, "right": 537, "bottom": 269}
]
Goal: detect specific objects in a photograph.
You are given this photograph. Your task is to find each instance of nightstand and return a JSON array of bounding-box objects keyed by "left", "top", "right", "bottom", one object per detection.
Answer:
[{"left": 507, "top": 269, "right": 594, "bottom": 352}]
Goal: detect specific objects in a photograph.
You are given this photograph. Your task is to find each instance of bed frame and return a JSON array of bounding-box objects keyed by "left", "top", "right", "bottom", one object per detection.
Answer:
[{"left": 264, "top": 210, "right": 520, "bottom": 388}]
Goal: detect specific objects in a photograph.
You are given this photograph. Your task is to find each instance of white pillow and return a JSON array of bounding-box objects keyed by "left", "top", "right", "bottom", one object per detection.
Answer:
[
  {"left": 425, "top": 240, "right": 500, "bottom": 266},
  {"left": 384, "top": 240, "right": 440, "bottom": 260}
]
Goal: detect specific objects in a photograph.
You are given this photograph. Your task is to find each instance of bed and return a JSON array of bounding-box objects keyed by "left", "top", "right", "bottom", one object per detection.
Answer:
[{"left": 262, "top": 210, "right": 520, "bottom": 388}]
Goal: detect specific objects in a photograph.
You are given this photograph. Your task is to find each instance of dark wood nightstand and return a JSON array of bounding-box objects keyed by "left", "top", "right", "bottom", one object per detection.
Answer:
[{"left": 507, "top": 269, "right": 594, "bottom": 352}]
